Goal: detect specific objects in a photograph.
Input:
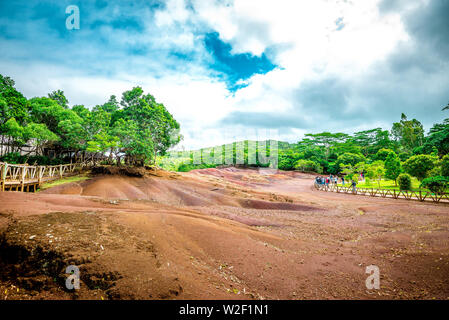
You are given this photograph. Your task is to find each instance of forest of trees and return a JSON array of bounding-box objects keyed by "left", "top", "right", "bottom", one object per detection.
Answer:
[{"left": 0, "top": 74, "right": 181, "bottom": 166}]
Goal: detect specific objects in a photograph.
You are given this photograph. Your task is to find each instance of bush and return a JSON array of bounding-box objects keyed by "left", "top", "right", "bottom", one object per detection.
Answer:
[
  {"left": 420, "top": 176, "right": 449, "bottom": 194},
  {"left": 295, "top": 159, "right": 322, "bottom": 173},
  {"left": 177, "top": 163, "right": 217, "bottom": 172},
  {"left": 26, "top": 155, "right": 65, "bottom": 165},
  {"left": 399, "top": 152, "right": 411, "bottom": 162},
  {"left": 441, "top": 154, "right": 449, "bottom": 177},
  {"left": 398, "top": 173, "right": 412, "bottom": 191},
  {"left": 0, "top": 152, "right": 22, "bottom": 164},
  {"left": 365, "top": 177, "right": 371, "bottom": 185},
  {"left": 0, "top": 153, "right": 66, "bottom": 165}
]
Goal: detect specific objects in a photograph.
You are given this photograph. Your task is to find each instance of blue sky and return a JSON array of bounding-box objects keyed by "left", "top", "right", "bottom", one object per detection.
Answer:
[
  {"left": 1, "top": 0, "right": 448, "bottom": 149},
  {"left": 0, "top": 1, "right": 274, "bottom": 86}
]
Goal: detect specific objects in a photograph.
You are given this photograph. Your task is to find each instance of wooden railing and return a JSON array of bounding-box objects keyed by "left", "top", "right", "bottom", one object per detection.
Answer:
[
  {"left": 0, "top": 161, "right": 92, "bottom": 192},
  {"left": 314, "top": 183, "right": 449, "bottom": 204}
]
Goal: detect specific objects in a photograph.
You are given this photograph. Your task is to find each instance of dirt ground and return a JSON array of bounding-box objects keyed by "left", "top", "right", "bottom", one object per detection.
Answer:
[{"left": 0, "top": 167, "right": 448, "bottom": 300}]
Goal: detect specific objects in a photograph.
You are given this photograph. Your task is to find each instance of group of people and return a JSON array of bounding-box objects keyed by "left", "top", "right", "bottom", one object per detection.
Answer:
[
  {"left": 315, "top": 174, "right": 358, "bottom": 192},
  {"left": 315, "top": 174, "right": 344, "bottom": 186}
]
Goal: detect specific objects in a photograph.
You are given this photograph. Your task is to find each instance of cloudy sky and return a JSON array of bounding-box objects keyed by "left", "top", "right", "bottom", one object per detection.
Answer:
[{"left": 1, "top": 0, "right": 448, "bottom": 149}]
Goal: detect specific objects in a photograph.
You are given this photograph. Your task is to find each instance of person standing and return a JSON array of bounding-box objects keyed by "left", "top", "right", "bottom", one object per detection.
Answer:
[
  {"left": 342, "top": 176, "right": 345, "bottom": 186},
  {"left": 351, "top": 180, "right": 357, "bottom": 193}
]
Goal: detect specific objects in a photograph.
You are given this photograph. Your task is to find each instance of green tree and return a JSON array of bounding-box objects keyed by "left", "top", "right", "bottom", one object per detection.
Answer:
[
  {"left": 384, "top": 152, "right": 401, "bottom": 185},
  {"left": 424, "top": 118, "right": 449, "bottom": 156},
  {"left": 278, "top": 149, "right": 301, "bottom": 170},
  {"left": 29, "top": 97, "right": 80, "bottom": 133},
  {"left": 0, "top": 75, "right": 30, "bottom": 155},
  {"left": 22, "top": 122, "right": 59, "bottom": 154},
  {"left": 352, "top": 128, "right": 393, "bottom": 157},
  {"left": 0, "top": 74, "right": 29, "bottom": 126},
  {"left": 121, "top": 87, "right": 180, "bottom": 164},
  {"left": 336, "top": 152, "right": 366, "bottom": 169},
  {"left": 403, "top": 154, "right": 436, "bottom": 181},
  {"left": 48, "top": 90, "right": 69, "bottom": 109},
  {"left": 341, "top": 161, "right": 365, "bottom": 182},
  {"left": 87, "top": 131, "right": 119, "bottom": 164},
  {"left": 57, "top": 119, "right": 87, "bottom": 154},
  {"left": 295, "top": 159, "right": 322, "bottom": 173},
  {"left": 302, "top": 132, "right": 349, "bottom": 160},
  {"left": 366, "top": 161, "right": 385, "bottom": 188},
  {"left": 375, "top": 148, "right": 394, "bottom": 161},
  {"left": 3, "top": 118, "right": 25, "bottom": 151},
  {"left": 99, "top": 95, "right": 120, "bottom": 114},
  {"left": 391, "top": 113, "right": 425, "bottom": 152}
]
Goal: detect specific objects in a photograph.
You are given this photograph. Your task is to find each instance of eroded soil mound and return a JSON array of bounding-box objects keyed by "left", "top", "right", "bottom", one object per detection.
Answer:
[{"left": 90, "top": 166, "right": 146, "bottom": 177}]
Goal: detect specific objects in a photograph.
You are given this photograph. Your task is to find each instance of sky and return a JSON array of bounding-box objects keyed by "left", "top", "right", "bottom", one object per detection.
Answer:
[{"left": 0, "top": 0, "right": 448, "bottom": 150}]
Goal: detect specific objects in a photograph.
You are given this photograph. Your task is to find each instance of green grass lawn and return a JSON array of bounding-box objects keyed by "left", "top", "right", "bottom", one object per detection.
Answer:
[
  {"left": 356, "top": 178, "right": 420, "bottom": 191},
  {"left": 38, "top": 175, "right": 90, "bottom": 191},
  {"left": 336, "top": 178, "right": 448, "bottom": 193}
]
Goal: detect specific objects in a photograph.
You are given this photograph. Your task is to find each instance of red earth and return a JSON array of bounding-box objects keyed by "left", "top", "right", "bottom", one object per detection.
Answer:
[{"left": 0, "top": 167, "right": 448, "bottom": 300}]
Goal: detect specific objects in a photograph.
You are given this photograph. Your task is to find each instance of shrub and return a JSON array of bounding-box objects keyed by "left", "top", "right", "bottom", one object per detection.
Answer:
[
  {"left": 365, "top": 177, "right": 371, "bottom": 185},
  {"left": 27, "top": 155, "right": 65, "bottom": 165},
  {"left": 177, "top": 163, "right": 217, "bottom": 172},
  {"left": 441, "top": 154, "right": 449, "bottom": 177},
  {"left": 0, "top": 152, "right": 22, "bottom": 164},
  {"left": 420, "top": 176, "right": 449, "bottom": 194},
  {"left": 398, "top": 173, "right": 412, "bottom": 191},
  {"left": 295, "top": 159, "right": 322, "bottom": 173},
  {"left": 0, "top": 153, "right": 66, "bottom": 165}
]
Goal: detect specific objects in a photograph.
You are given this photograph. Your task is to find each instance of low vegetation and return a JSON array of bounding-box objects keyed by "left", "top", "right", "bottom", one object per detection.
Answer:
[{"left": 38, "top": 175, "right": 89, "bottom": 191}]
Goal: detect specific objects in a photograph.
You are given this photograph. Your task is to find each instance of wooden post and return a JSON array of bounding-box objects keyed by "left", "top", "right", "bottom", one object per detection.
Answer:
[
  {"left": 38, "top": 166, "right": 43, "bottom": 186},
  {"left": 0, "top": 163, "right": 4, "bottom": 192},
  {"left": 59, "top": 164, "right": 63, "bottom": 179},
  {"left": 21, "top": 166, "right": 26, "bottom": 192}
]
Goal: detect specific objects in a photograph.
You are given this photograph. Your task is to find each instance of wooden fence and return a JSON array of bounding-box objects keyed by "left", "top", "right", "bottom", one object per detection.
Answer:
[
  {"left": 314, "top": 183, "right": 449, "bottom": 204},
  {"left": 0, "top": 161, "right": 91, "bottom": 192}
]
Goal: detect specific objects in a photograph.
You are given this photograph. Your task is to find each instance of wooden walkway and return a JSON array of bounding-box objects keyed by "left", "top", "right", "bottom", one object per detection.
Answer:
[
  {"left": 315, "top": 183, "right": 449, "bottom": 204},
  {"left": 0, "top": 161, "right": 89, "bottom": 192}
]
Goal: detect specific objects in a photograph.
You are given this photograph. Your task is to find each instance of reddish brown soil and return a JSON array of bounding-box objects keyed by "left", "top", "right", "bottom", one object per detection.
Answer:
[{"left": 0, "top": 167, "right": 448, "bottom": 300}]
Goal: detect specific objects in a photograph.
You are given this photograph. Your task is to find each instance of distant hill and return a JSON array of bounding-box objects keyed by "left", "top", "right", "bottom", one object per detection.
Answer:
[{"left": 161, "top": 139, "right": 291, "bottom": 171}]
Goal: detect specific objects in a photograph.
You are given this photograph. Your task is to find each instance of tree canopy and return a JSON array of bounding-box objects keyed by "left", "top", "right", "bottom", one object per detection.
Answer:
[{"left": 0, "top": 74, "right": 181, "bottom": 166}]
